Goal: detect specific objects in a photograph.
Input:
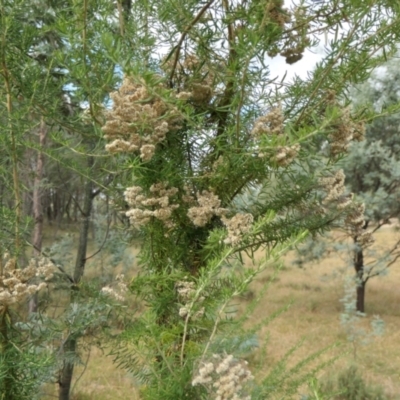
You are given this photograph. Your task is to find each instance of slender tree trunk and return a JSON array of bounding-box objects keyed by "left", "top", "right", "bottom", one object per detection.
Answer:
[
  {"left": 0, "top": 308, "right": 15, "bottom": 400},
  {"left": 29, "top": 119, "right": 47, "bottom": 313},
  {"left": 65, "top": 194, "right": 72, "bottom": 222},
  {"left": 73, "top": 189, "right": 79, "bottom": 222},
  {"left": 56, "top": 190, "right": 64, "bottom": 228},
  {"left": 58, "top": 337, "right": 77, "bottom": 400},
  {"left": 353, "top": 242, "right": 366, "bottom": 313},
  {"left": 46, "top": 190, "right": 53, "bottom": 223},
  {"left": 356, "top": 281, "right": 365, "bottom": 314},
  {"left": 58, "top": 156, "right": 95, "bottom": 400}
]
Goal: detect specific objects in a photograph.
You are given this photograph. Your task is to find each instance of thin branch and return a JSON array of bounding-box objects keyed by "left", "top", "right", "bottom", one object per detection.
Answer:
[
  {"left": 295, "top": 20, "right": 360, "bottom": 125},
  {"left": 201, "top": 298, "right": 230, "bottom": 361},
  {"left": 1, "top": 23, "right": 21, "bottom": 251},
  {"left": 216, "top": 0, "right": 237, "bottom": 137},
  {"left": 168, "top": 0, "right": 216, "bottom": 86},
  {"left": 26, "top": 240, "right": 75, "bottom": 284},
  {"left": 84, "top": 216, "right": 111, "bottom": 261},
  {"left": 116, "top": 0, "right": 125, "bottom": 37},
  {"left": 70, "top": 346, "right": 92, "bottom": 396}
]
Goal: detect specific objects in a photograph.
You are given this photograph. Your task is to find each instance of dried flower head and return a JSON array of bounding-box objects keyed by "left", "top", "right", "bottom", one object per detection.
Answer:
[
  {"left": 265, "top": 0, "right": 290, "bottom": 28},
  {"left": 329, "top": 107, "right": 365, "bottom": 156},
  {"left": 222, "top": 213, "right": 253, "bottom": 245},
  {"left": 176, "top": 91, "right": 192, "bottom": 100},
  {"left": 188, "top": 191, "right": 228, "bottom": 227},
  {"left": 176, "top": 280, "right": 196, "bottom": 302},
  {"left": 102, "top": 77, "right": 180, "bottom": 161},
  {"left": 192, "top": 354, "right": 254, "bottom": 400},
  {"left": 176, "top": 279, "right": 205, "bottom": 320},
  {"left": 344, "top": 202, "right": 374, "bottom": 248},
  {"left": 319, "top": 169, "right": 346, "bottom": 204},
  {"left": 124, "top": 182, "right": 179, "bottom": 228},
  {"left": 272, "top": 144, "right": 301, "bottom": 166},
  {"left": 0, "top": 256, "right": 55, "bottom": 309},
  {"left": 251, "top": 106, "right": 284, "bottom": 136},
  {"left": 163, "top": 53, "right": 215, "bottom": 104}
]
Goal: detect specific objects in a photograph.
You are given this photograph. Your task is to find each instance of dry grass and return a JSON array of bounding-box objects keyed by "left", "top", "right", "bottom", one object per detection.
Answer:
[
  {"left": 241, "top": 227, "right": 400, "bottom": 398},
  {"left": 40, "top": 227, "right": 400, "bottom": 399},
  {"left": 40, "top": 346, "right": 139, "bottom": 400}
]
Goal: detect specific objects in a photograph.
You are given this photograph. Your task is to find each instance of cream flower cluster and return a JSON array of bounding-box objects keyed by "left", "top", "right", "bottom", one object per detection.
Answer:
[
  {"left": 251, "top": 107, "right": 300, "bottom": 167},
  {"left": 0, "top": 255, "right": 55, "bottom": 308},
  {"left": 329, "top": 106, "right": 365, "bottom": 156},
  {"left": 182, "top": 185, "right": 196, "bottom": 205},
  {"left": 176, "top": 280, "right": 205, "bottom": 320},
  {"left": 102, "top": 77, "right": 180, "bottom": 161},
  {"left": 187, "top": 190, "right": 227, "bottom": 227},
  {"left": 318, "top": 169, "right": 354, "bottom": 216},
  {"left": 319, "top": 169, "right": 347, "bottom": 205},
  {"left": 272, "top": 144, "right": 301, "bottom": 167},
  {"left": 221, "top": 214, "right": 253, "bottom": 245},
  {"left": 192, "top": 354, "right": 254, "bottom": 400},
  {"left": 344, "top": 202, "right": 374, "bottom": 248},
  {"left": 251, "top": 106, "right": 284, "bottom": 137},
  {"left": 124, "top": 183, "right": 179, "bottom": 228},
  {"left": 101, "top": 274, "right": 128, "bottom": 302}
]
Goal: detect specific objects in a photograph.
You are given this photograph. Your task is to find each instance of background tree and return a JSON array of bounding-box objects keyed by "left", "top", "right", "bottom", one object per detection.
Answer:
[
  {"left": 0, "top": 1, "right": 120, "bottom": 398},
  {"left": 295, "top": 55, "right": 400, "bottom": 313},
  {"left": 342, "top": 56, "right": 400, "bottom": 312}
]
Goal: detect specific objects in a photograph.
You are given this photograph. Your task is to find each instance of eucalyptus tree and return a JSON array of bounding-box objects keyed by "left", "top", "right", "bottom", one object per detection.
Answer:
[
  {"left": 340, "top": 57, "right": 400, "bottom": 313},
  {"left": 295, "top": 56, "right": 400, "bottom": 314}
]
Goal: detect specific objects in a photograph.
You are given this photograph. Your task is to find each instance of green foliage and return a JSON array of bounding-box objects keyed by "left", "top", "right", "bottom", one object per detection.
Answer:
[
  {"left": 0, "top": 313, "right": 55, "bottom": 400},
  {"left": 3, "top": 0, "right": 400, "bottom": 398},
  {"left": 308, "top": 366, "right": 389, "bottom": 400}
]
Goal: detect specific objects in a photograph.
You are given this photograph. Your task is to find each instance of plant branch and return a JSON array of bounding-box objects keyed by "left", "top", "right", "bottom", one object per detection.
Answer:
[{"left": 168, "top": 0, "right": 216, "bottom": 86}]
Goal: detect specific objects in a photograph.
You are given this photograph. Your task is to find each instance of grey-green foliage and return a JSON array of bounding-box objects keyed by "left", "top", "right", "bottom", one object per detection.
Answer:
[
  {"left": 344, "top": 84, "right": 400, "bottom": 222},
  {"left": 306, "top": 366, "right": 389, "bottom": 400},
  {"left": 340, "top": 276, "right": 384, "bottom": 359},
  {"left": 92, "top": 213, "right": 133, "bottom": 276},
  {"left": 295, "top": 54, "right": 400, "bottom": 313},
  {"left": 344, "top": 52, "right": 400, "bottom": 224}
]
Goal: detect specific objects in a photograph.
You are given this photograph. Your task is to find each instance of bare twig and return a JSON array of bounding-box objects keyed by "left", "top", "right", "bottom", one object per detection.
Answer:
[
  {"left": 84, "top": 216, "right": 111, "bottom": 261},
  {"left": 168, "top": 0, "right": 216, "bottom": 86}
]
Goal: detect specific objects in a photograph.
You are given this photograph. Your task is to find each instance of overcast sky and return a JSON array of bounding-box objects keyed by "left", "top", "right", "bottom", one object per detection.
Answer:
[{"left": 268, "top": 45, "right": 325, "bottom": 82}]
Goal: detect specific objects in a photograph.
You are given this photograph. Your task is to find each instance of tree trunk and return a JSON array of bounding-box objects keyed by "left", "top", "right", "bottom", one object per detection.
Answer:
[
  {"left": 0, "top": 308, "right": 15, "bottom": 400},
  {"left": 46, "top": 190, "right": 53, "bottom": 223},
  {"left": 356, "top": 281, "right": 365, "bottom": 314},
  {"left": 58, "top": 337, "right": 77, "bottom": 400},
  {"left": 73, "top": 189, "right": 79, "bottom": 222},
  {"left": 29, "top": 119, "right": 47, "bottom": 313},
  {"left": 58, "top": 156, "right": 95, "bottom": 400},
  {"left": 65, "top": 194, "right": 72, "bottom": 222},
  {"left": 353, "top": 241, "right": 366, "bottom": 313}
]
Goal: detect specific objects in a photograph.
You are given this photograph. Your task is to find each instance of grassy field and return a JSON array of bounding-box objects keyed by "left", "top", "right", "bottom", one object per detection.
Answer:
[{"left": 42, "top": 227, "right": 400, "bottom": 399}]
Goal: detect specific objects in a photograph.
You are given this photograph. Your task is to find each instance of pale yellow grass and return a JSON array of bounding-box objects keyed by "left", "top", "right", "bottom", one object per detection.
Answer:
[{"left": 241, "top": 227, "right": 400, "bottom": 398}]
